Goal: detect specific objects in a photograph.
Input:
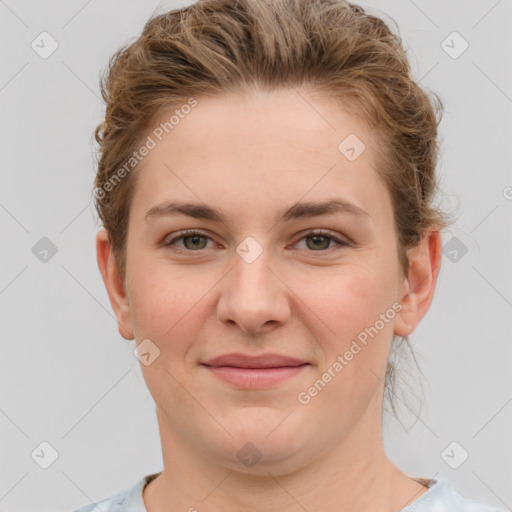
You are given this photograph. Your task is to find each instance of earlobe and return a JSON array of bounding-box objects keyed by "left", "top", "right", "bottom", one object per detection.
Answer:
[
  {"left": 394, "top": 230, "right": 443, "bottom": 338},
  {"left": 96, "top": 229, "right": 135, "bottom": 340}
]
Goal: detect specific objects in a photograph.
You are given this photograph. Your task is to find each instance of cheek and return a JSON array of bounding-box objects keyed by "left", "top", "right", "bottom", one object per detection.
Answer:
[
  {"left": 128, "top": 264, "right": 210, "bottom": 401},
  {"left": 304, "top": 261, "right": 396, "bottom": 335},
  {"left": 127, "top": 260, "right": 209, "bottom": 341},
  {"left": 298, "top": 265, "right": 397, "bottom": 422},
  {"left": 300, "top": 258, "right": 398, "bottom": 391}
]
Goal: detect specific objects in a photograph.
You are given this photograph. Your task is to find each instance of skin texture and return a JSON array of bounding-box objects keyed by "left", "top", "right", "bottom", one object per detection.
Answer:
[{"left": 97, "top": 88, "right": 442, "bottom": 512}]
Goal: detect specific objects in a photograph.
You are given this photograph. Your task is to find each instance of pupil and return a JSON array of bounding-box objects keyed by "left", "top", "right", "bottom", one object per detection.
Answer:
[
  {"left": 309, "top": 235, "right": 328, "bottom": 250},
  {"left": 186, "top": 235, "right": 204, "bottom": 249}
]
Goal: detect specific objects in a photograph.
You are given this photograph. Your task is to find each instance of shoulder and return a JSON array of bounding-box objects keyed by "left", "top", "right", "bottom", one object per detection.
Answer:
[
  {"left": 73, "top": 472, "right": 161, "bottom": 512},
  {"left": 404, "top": 477, "right": 507, "bottom": 512}
]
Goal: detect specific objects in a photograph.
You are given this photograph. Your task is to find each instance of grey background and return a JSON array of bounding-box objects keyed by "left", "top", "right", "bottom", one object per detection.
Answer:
[{"left": 1, "top": 1, "right": 511, "bottom": 511}]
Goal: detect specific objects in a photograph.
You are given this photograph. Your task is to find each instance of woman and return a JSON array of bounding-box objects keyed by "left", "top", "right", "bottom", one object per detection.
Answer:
[{"left": 75, "top": 0, "right": 504, "bottom": 510}]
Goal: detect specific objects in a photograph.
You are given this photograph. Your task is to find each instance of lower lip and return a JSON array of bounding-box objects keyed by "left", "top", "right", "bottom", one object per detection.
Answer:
[{"left": 203, "top": 364, "right": 308, "bottom": 388}]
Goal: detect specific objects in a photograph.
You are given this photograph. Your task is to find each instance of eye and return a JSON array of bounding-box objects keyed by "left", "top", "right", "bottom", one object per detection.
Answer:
[
  {"left": 294, "top": 230, "right": 350, "bottom": 251},
  {"left": 163, "top": 230, "right": 214, "bottom": 251},
  {"left": 163, "top": 229, "right": 349, "bottom": 252}
]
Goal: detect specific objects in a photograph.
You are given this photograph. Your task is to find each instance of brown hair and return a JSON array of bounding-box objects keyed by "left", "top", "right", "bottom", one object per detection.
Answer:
[{"left": 92, "top": 0, "right": 454, "bottom": 424}]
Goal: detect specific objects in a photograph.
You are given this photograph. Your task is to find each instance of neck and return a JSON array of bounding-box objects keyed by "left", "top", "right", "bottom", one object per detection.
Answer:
[{"left": 143, "top": 402, "right": 427, "bottom": 512}]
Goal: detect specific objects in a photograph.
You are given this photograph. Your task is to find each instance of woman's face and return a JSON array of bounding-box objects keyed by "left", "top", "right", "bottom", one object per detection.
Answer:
[{"left": 100, "top": 88, "right": 433, "bottom": 474}]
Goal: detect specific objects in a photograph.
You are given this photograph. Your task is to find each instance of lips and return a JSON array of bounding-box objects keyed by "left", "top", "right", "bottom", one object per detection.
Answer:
[
  {"left": 202, "top": 353, "right": 309, "bottom": 388},
  {"left": 202, "top": 353, "right": 308, "bottom": 369}
]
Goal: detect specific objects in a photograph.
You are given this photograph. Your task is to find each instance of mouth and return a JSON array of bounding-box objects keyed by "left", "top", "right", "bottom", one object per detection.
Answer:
[
  {"left": 202, "top": 352, "right": 308, "bottom": 368},
  {"left": 201, "top": 353, "right": 310, "bottom": 388}
]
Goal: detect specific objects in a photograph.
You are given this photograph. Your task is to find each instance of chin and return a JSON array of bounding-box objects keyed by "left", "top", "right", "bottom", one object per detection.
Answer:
[{"left": 199, "top": 416, "right": 312, "bottom": 476}]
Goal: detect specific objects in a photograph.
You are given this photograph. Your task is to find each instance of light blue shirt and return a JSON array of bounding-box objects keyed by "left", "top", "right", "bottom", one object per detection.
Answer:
[{"left": 73, "top": 473, "right": 507, "bottom": 512}]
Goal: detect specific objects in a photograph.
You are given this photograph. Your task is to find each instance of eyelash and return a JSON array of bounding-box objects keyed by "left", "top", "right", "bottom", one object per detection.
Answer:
[{"left": 163, "top": 229, "right": 350, "bottom": 253}]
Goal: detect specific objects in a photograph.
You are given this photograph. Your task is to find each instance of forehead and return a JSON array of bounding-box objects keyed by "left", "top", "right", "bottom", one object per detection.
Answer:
[
  {"left": 148, "top": 88, "right": 371, "bottom": 158},
  {"left": 129, "top": 88, "right": 392, "bottom": 228}
]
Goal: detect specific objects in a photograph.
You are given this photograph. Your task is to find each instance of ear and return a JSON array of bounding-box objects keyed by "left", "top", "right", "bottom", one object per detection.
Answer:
[
  {"left": 394, "top": 229, "right": 443, "bottom": 337},
  {"left": 96, "top": 229, "right": 135, "bottom": 340}
]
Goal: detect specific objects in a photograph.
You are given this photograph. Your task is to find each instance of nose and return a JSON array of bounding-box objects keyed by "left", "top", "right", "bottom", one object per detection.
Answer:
[{"left": 216, "top": 247, "right": 291, "bottom": 335}]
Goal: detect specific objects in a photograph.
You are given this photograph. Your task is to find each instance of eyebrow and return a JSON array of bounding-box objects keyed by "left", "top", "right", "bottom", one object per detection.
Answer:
[{"left": 145, "top": 198, "right": 370, "bottom": 225}]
